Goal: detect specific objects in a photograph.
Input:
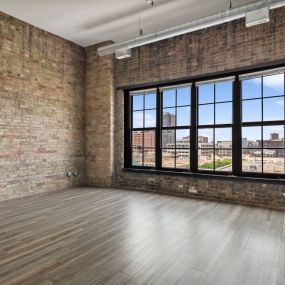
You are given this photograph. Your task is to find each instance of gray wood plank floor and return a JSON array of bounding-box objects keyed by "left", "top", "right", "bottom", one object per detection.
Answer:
[{"left": 0, "top": 187, "right": 284, "bottom": 285}]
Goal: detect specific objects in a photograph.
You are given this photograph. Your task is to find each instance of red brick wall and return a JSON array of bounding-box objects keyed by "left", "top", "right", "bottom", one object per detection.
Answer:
[{"left": 0, "top": 12, "right": 85, "bottom": 199}]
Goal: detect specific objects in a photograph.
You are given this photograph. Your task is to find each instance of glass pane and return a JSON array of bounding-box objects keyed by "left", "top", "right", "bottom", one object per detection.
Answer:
[
  {"left": 145, "top": 93, "right": 156, "bottom": 109},
  {"left": 144, "top": 130, "right": 155, "bottom": 148},
  {"left": 263, "top": 97, "right": 284, "bottom": 121},
  {"left": 215, "top": 102, "right": 232, "bottom": 124},
  {"left": 143, "top": 148, "right": 155, "bottom": 167},
  {"left": 242, "top": 99, "right": 262, "bottom": 122},
  {"left": 133, "top": 111, "right": 144, "bottom": 128},
  {"left": 177, "top": 86, "right": 191, "bottom": 106},
  {"left": 163, "top": 89, "right": 176, "bottom": 107},
  {"left": 198, "top": 128, "right": 214, "bottom": 147},
  {"left": 215, "top": 149, "right": 232, "bottom": 172},
  {"left": 242, "top": 78, "right": 261, "bottom": 99},
  {"left": 162, "top": 130, "right": 175, "bottom": 148},
  {"left": 242, "top": 149, "right": 262, "bottom": 173},
  {"left": 263, "top": 125, "right": 284, "bottom": 148},
  {"left": 263, "top": 149, "right": 285, "bottom": 174},
  {"left": 132, "top": 148, "right": 143, "bottom": 166},
  {"left": 242, "top": 127, "right": 262, "bottom": 148},
  {"left": 215, "top": 81, "right": 232, "bottom": 102},
  {"left": 263, "top": 73, "right": 284, "bottom": 97},
  {"left": 176, "top": 129, "right": 190, "bottom": 148},
  {"left": 198, "top": 149, "right": 214, "bottom": 170},
  {"left": 215, "top": 128, "right": 232, "bottom": 147},
  {"left": 132, "top": 131, "right": 143, "bottom": 148},
  {"left": 199, "top": 104, "right": 214, "bottom": 125},
  {"left": 144, "top": 109, "right": 156, "bottom": 127},
  {"left": 176, "top": 150, "right": 190, "bottom": 169},
  {"left": 198, "top": 84, "right": 214, "bottom": 104},
  {"left": 177, "top": 106, "right": 190, "bottom": 126},
  {"left": 162, "top": 149, "right": 175, "bottom": 168},
  {"left": 133, "top": 95, "right": 144, "bottom": 110},
  {"left": 163, "top": 108, "right": 176, "bottom": 127}
]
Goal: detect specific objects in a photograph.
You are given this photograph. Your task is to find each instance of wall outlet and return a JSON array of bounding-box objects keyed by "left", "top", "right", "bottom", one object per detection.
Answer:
[{"left": 188, "top": 187, "right": 197, "bottom": 194}]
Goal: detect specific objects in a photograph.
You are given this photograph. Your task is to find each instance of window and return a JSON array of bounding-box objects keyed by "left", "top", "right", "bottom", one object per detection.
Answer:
[
  {"left": 161, "top": 85, "right": 191, "bottom": 170},
  {"left": 131, "top": 90, "right": 156, "bottom": 167},
  {"left": 241, "top": 71, "right": 285, "bottom": 175},
  {"left": 197, "top": 79, "right": 233, "bottom": 172},
  {"left": 125, "top": 66, "right": 285, "bottom": 179}
]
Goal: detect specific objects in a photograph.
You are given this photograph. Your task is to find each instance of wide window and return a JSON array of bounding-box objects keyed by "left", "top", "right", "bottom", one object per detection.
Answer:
[{"left": 125, "top": 66, "right": 285, "bottom": 179}]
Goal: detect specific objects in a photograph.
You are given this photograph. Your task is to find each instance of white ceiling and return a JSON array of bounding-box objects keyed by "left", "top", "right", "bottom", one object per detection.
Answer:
[{"left": 0, "top": 0, "right": 257, "bottom": 47}]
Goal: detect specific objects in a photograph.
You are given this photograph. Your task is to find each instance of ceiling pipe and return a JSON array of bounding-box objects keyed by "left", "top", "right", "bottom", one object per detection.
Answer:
[{"left": 98, "top": 0, "right": 285, "bottom": 57}]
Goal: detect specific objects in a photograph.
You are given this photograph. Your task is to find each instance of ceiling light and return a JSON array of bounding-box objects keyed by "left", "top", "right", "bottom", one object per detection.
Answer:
[
  {"left": 115, "top": 48, "right": 131, "bottom": 59},
  {"left": 146, "top": 0, "right": 154, "bottom": 7},
  {"left": 246, "top": 6, "right": 270, "bottom": 27}
]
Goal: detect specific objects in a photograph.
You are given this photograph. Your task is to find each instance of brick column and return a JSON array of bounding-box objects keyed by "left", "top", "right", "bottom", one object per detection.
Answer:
[{"left": 85, "top": 43, "right": 115, "bottom": 187}]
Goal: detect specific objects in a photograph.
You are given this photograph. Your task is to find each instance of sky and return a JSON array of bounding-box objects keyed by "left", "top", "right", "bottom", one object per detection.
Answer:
[{"left": 132, "top": 73, "right": 285, "bottom": 142}]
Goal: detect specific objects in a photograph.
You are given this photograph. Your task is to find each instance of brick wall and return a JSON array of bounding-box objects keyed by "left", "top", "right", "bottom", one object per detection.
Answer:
[
  {"left": 0, "top": 12, "right": 85, "bottom": 200},
  {"left": 85, "top": 43, "right": 115, "bottom": 187},
  {"left": 110, "top": 7, "right": 285, "bottom": 210}
]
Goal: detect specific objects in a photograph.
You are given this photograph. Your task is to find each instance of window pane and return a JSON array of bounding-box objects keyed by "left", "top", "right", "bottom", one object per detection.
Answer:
[
  {"left": 177, "top": 106, "right": 190, "bottom": 126},
  {"left": 176, "top": 150, "right": 190, "bottom": 169},
  {"left": 215, "top": 128, "right": 232, "bottom": 147},
  {"left": 163, "top": 89, "right": 176, "bottom": 107},
  {"left": 177, "top": 87, "right": 191, "bottom": 106},
  {"left": 176, "top": 129, "right": 190, "bottom": 148},
  {"left": 133, "top": 95, "right": 144, "bottom": 110},
  {"left": 199, "top": 104, "right": 214, "bottom": 125},
  {"left": 145, "top": 93, "right": 156, "bottom": 109},
  {"left": 242, "top": 78, "right": 261, "bottom": 99},
  {"left": 242, "top": 149, "right": 262, "bottom": 173},
  {"left": 263, "top": 73, "right": 284, "bottom": 97},
  {"left": 198, "top": 149, "right": 214, "bottom": 170},
  {"left": 198, "top": 84, "right": 214, "bottom": 104},
  {"left": 132, "top": 148, "right": 143, "bottom": 166},
  {"left": 215, "top": 81, "right": 233, "bottom": 102},
  {"left": 198, "top": 128, "right": 214, "bottom": 147},
  {"left": 144, "top": 130, "right": 155, "bottom": 148},
  {"left": 143, "top": 148, "right": 155, "bottom": 167},
  {"left": 242, "top": 127, "right": 261, "bottom": 148},
  {"left": 144, "top": 109, "right": 156, "bottom": 127},
  {"left": 263, "top": 126, "right": 284, "bottom": 148},
  {"left": 263, "top": 149, "right": 285, "bottom": 174},
  {"left": 215, "top": 149, "right": 232, "bottom": 172},
  {"left": 242, "top": 99, "right": 262, "bottom": 122},
  {"left": 132, "top": 131, "right": 143, "bottom": 148},
  {"left": 263, "top": 97, "right": 284, "bottom": 121},
  {"left": 162, "top": 130, "right": 175, "bottom": 148},
  {"left": 163, "top": 108, "right": 176, "bottom": 127},
  {"left": 133, "top": 111, "right": 144, "bottom": 128},
  {"left": 162, "top": 149, "right": 175, "bottom": 168},
  {"left": 215, "top": 102, "right": 232, "bottom": 124}
]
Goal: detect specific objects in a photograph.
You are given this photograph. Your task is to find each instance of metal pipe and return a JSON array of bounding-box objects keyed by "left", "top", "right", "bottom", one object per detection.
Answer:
[{"left": 98, "top": 0, "right": 285, "bottom": 57}]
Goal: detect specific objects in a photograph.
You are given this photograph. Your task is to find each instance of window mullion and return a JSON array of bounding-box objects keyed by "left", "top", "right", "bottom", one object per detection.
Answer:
[
  {"left": 156, "top": 88, "right": 162, "bottom": 169},
  {"left": 190, "top": 83, "right": 198, "bottom": 172}
]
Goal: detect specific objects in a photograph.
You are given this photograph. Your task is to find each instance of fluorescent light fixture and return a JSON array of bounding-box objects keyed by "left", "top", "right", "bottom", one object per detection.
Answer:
[
  {"left": 246, "top": 7, "right": 270, "bottom": 27},
  {"left": 115, "top": 48, "right": 131, "bottom": 59}
]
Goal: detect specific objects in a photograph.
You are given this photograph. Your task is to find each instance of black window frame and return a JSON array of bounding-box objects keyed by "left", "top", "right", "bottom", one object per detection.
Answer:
[{"left": 124, "top": 63, "right": 285, "bottom": 180}]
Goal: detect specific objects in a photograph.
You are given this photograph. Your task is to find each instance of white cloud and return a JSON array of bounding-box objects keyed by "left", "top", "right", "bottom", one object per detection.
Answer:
[
  {"left": 276, "top": 100, "right": 284, "bottom": 106},
  {"left": 263, "top": 74, "right": 284, "bottom": 91}
]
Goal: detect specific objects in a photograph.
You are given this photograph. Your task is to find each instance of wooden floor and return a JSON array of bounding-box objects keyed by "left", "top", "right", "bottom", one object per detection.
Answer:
[{"left": 0, "top": 187, "right": 284, "bottom": 285}]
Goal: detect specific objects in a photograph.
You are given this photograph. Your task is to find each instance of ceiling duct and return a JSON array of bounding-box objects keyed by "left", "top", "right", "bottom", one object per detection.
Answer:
[{"left": 98, "top": 0, "right": 285, "bottom": 58}]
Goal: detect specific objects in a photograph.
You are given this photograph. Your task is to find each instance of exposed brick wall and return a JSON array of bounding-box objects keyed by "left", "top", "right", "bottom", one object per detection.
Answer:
[
  {"left": 85, "top": 43, "right": 115, "bottom": 187},
  {"left": 110, "top": 8, "right": 285, "bottom": 210},
  {"left": 0, "top": 12, "right": 85, "bottom": 200}
]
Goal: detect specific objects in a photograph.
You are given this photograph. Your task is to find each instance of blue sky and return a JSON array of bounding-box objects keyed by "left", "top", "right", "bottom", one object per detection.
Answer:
[{"left": 132, "top": 74, "right": 285, "bottom": 142}]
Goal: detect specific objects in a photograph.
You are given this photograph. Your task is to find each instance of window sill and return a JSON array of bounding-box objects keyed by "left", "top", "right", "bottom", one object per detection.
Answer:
[{"left": 122, "top": 168, "right": 285, "bottom": 185}]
